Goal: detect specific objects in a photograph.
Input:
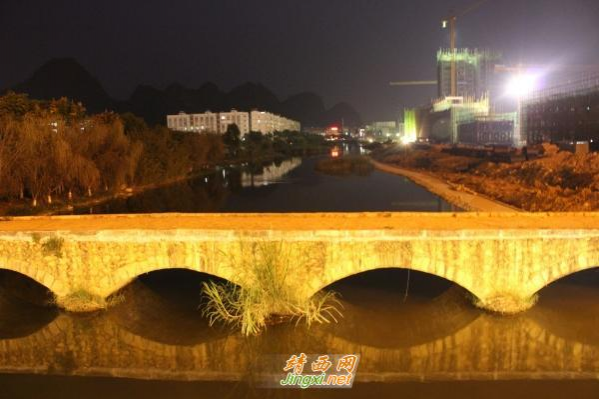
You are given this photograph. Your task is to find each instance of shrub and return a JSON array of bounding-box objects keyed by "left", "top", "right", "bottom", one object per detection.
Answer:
[{"left": 201, "top": 242, "right": 342, "bottom": 336}]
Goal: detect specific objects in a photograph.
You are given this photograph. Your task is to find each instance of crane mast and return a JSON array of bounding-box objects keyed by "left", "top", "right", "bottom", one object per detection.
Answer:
[
  {"left": 390, "top": 1, "right": 489, "bottom": 91},
  {"left": 442, "top": 0, "right": 490, "bottom": 96}
]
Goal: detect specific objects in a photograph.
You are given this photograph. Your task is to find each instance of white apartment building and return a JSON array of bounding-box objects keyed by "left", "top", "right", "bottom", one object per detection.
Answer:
[
  {"left": 167, "top": 111, "right": 219, "bottom": 133},
  {"left": 167, "top": 112, "right": 191, "bottom": 131},
  {"left": 192, "top": 111, "right": 219, "bottom": 133},
  {"left": 250, "top": 111, "right": 277, "bottom": 134},
  {"left": 218, "top": 109, "right": 250, "bottom": 135},
  {"left": 250, "top": 110, "right": 301, "bottom": 134},
  {"left": 167, "top": 110, "right": 300, "bottom": 135}
]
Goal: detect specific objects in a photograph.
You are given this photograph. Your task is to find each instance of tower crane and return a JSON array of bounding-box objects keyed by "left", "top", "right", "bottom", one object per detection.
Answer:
[
  {"left": 390, "top": 0, "right": 490, "bottom": 94},
  {"left": 442, "top": 0, "right": 490, "bottom": 96}
]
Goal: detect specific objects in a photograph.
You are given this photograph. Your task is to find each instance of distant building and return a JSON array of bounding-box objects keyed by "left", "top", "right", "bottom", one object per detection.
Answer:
[
  {"left": 167, "top": 111, "right": 218, "bottom": 133},
  {"left": 250, "top": 111, "right": 300, "bottom": 134},
  {"left": 167, "top": 110, "right": 300, "bottom": 136},
  {"left": 218, "top": 110, "right": 250, "bottom": 135},
  {"left": 409, "top": 96, "right": 490, "bottom": 143},
  {"left": 365, "top": 121, "right": 399, "bottom": 140},
  {"left": 437, "top": 49, "right": 501, "bottom": 99},
  {"left": 193, "top": 111, "right": 219, "bottom": 133},
  {"left": 167, "top": 112, "right": 190, "bottom": 131},
  {"left": 523, "top": 74, "right": 599, "bottom": 151}
]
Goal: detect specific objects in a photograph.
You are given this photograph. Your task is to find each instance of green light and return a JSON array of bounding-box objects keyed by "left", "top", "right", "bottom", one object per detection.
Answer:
[
  {"left": 404, "top": 109, "right": 417, "bottom": 142},
  {"left": 436, "top": 49, "right": 501, "bottom": 65}
]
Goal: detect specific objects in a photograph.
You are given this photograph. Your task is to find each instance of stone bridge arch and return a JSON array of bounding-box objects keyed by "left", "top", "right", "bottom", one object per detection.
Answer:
[
  {"left": 529, "top": 265, "right": 599, "bottom": 297},
  {"left": 298, "top": 232, "right": 599, "bottom": 314},
  {"left": 308, "top": 265, "right": 478, "bottom": 302},
  {"left": 0, "top": 264, "right": 57, "bottom": 298},
  {"left": 99, "top": 264, "right": 245, "bottom": 299}
]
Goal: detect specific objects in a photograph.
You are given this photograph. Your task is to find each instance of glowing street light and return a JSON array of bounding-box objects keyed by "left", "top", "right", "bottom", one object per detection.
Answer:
[
  {"left": 506, "top": 72, "right": 539, "bottom": 146},
  {"left": 506, "top": 73, "right": 538, "bottom": 99}
]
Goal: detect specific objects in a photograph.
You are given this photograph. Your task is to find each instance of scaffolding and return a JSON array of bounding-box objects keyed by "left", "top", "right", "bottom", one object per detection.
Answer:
[
  {"left": 523, "top": 72, "right": 599, "bottom": 150},
  {"left": 437, "top": 48, "right": 501, "bottom": 99},
  {"left": 526, "top": 73, "right": 599, "bottom": 105}
]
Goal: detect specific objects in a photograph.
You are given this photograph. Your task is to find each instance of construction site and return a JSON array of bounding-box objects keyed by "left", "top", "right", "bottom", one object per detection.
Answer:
[
  {"left": 524, "top": 74, "right": 599, "bottom": 152},
  {"left": 380, "top": 0, "right": 599, "bottom": 211},
  {"left": 393, "top": 0, "right": 599, "bottom": 153}
]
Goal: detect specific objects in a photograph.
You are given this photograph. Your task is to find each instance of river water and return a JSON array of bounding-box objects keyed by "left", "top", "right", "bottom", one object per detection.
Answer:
[
  {"left": 71, "top": 156, "right": 457, "bottom": 214},
  {"left": 1, "top": 155, "right": 597, "bottom": 398}
]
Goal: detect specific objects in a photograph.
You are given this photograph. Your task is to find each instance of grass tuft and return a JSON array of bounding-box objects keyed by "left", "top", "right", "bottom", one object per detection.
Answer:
[
  {"left": 41, "top": 237, "right": 64, "bottom": 258},
  {"left": 201, "top": 242, "right": 343, "bottom": 336},
  {"left": 50, "top": 289, "right": 125, "bottom": 312},
  {"left": 473, "top": 293, "right": 538, "bottom": 314}
]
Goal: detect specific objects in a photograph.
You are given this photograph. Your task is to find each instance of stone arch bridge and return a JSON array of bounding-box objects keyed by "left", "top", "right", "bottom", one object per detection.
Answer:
[{"left": 0, "top": 213, "right": 597, "bottom": 313}]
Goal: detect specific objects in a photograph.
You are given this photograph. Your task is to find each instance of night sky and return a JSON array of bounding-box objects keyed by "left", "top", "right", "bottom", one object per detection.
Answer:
[{"left": 1, "top": 0, "right": 599, "bottom": 121}]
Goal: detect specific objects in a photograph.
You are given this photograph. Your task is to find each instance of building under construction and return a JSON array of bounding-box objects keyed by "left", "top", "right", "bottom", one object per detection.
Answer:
[
  {"left": 405, "top": 96, "right": 491, "bottom": 144},
  {"left": 524, "top": 74, "right": 599, "bottom": 151},
  {"left": 437, "top": 49, "right": 501, "bottom": 99},
  {"left": 399, "top": 48, "right": 506, "bottom": 145},
  {"left": 458, "top": 113, "right": 517, "bottom": 146}
]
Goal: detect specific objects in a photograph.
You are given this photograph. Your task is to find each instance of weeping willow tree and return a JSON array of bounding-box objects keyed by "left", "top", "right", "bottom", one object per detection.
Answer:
[{"left": 201, "top": 241, "right": 342, "bottom": 336}]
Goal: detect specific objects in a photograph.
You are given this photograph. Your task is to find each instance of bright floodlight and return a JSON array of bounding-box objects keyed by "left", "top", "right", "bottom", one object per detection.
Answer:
[
  {"left": 401, "top": 135, "right": 414, "bottom": 145},
  {"left": 506, "top": 73, "right": 537, "bottom": 98}
]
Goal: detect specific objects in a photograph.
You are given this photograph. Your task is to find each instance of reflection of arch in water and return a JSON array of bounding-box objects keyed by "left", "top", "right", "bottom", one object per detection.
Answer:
[
  {"left": 107, "top": 269, "right": 236, "bottom": 346},
  {"left": 0, "top": 305, "right": 599, "bottom": 382},
  {"left": 0, "top": 270, "right": 58, "bottom": 339},
  {"left": 314, "top": 313, "right": 599, "bottom": 381},
  {"left": 316, "top": 269, "right": 480, "bottom": 348},
  {"left": 0, "top": 313, "right": 247, "bottom": 380},
  {"left": 529, "top": 267, "right": 599, "bottom": 347}
]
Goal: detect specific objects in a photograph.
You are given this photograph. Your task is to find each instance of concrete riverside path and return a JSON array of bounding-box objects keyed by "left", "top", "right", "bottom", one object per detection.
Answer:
[
  {"left": 0, "top": 212, "right": 597, "bottom": 313},
  {"left": 371, "top": 160, "right": 520, "bottom": 212}
]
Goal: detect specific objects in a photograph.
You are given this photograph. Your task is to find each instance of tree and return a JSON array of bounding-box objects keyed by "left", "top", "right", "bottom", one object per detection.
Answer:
[
  {"left": 244, "top": 131, "right": 266, "bottom": 160},
  {"left": 0, "top": 92, "right": 33, "bottom": 119},
  {"left": 223, "top": 124, "right": 241, "bottom": 158},
  {"left": 120, "top": 112, "right": 148, "bottom": 135}
]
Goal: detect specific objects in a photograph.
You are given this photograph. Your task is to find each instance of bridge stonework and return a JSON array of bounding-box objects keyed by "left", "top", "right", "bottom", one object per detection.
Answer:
[{"left": 0, "top": 213, "right": 597, "bottom": 313}]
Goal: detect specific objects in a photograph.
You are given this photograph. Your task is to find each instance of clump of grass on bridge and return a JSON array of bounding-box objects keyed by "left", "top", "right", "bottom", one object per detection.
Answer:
[
  {"left": 51, "top": 289, "right": 125, "bottom": 312},
  {"left": 201, "top": 242, "right": 342, "bottom": 336},
  {"left": 40, "top": 236, "right": 65, "bottom": 258},
  {"left": 315, "top": 155, "right": 374, "bottom": 176},
  {"left": 473, "top": 292, "right": 539, "bottom": 315}
]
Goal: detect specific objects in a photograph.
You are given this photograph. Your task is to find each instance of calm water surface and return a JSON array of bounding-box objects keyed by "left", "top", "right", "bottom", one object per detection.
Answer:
[{"left": 71, "top": 156, "right": 457, "bottom": 214}]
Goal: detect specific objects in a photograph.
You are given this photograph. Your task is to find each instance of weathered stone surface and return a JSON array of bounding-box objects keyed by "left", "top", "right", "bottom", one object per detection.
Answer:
[{"left": 0, "top": 213, "right": 597, "bottom": 313}]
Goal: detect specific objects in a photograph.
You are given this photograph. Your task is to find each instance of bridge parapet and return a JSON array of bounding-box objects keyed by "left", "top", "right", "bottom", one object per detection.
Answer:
[{"left": 0, "top": 213, "right": 597, "bottom": 313}]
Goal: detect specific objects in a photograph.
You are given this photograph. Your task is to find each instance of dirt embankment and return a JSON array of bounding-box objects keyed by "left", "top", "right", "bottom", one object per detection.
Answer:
[{"left": 374, "top": 145, "right": 599, "bottom": 212}]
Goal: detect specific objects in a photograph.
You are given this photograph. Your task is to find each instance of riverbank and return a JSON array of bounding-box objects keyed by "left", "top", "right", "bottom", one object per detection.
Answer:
[
  {"left": 315, "top": 156, "right": 374, "bottom": 176},
  {"left": 373, "top": 145, "right": 599, "bottom": 212},
  {"left": 371, "top": 161, "right": 519, "bottom": 212},
  {"left": 0, "top": 152, "right": 315, "bottom": 217},
  {"left": 0, "top": 169, "right": 215, "bottom": 217}
]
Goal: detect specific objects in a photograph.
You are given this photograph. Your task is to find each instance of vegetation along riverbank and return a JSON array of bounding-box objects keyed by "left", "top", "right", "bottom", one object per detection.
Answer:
[
  {"left": 0, "top": 93, "right": 330, "bottom": 215},
  {"left": 315, "top": 155, "right": 374, "bottom": 176},
  {"left": 372, "top": 143, "right": 599, "bottom": 212}
]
